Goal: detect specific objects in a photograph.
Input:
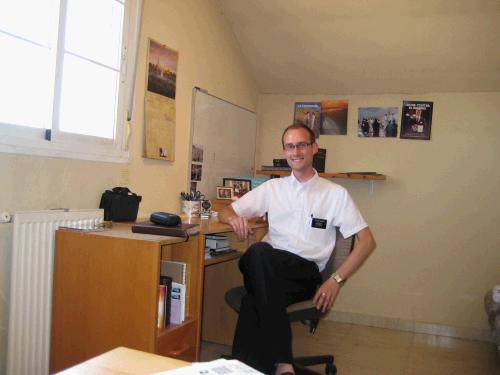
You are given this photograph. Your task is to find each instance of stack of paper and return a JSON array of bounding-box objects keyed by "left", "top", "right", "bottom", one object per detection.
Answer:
[
  {"left": 205, "top": 234, "right": 233, "bottom": 254},
  {"left": 153, "top": 358, "right": 264, "bottom": 374},
  {"left": 170, "top": 281, "right": 186, "bottom": 324}
]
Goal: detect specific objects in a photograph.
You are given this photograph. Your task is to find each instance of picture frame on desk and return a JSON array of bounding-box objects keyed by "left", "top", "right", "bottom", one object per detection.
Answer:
[
  {"left": 216, "top": 186, "right": 234, "bottom": 200},
  {"left": 223, "top": 178, "right": 252, "bottom": 198}
]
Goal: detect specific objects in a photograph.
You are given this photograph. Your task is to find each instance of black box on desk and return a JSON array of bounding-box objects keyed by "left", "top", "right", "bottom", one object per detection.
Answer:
[{"left": 313, "top": 148, "right": 326, "bottom": 173}]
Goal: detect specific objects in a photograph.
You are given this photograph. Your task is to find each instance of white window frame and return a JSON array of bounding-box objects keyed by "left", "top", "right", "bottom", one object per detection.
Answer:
[{"left": 0, "top": 0, "right": 142, "bottom": 163}]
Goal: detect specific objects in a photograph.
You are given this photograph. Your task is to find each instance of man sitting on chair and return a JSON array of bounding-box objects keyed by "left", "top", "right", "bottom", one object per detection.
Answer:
[{"left": 219, "top": 123, "right": 376, "bottom": 375}]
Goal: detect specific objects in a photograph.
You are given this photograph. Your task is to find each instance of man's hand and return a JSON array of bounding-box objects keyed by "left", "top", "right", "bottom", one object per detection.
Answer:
[
  {"left": 219, "top": 205, "right": 253, "bottom": 240},
  {"left": 312, "top": 278, "right": 340, "bottom": 313},
  {"left": 311, "top": 227, "right": 376, "bottom": 314},
  {"left": 227, "top": 215, "right": 253, "bottom": 240}
]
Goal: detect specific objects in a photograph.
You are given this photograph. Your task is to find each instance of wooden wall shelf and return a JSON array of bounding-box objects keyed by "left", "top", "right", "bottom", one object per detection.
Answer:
[{"left": 256, "top": 170, "right": 386, "bottom": 180}]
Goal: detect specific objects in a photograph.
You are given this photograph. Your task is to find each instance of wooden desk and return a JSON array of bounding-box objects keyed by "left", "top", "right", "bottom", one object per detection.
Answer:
[
  {"left": 190, "top": 218, "right": 267, "bottom": 345},
  {"left": 50, "top": 219, "right": 267, "bottom": 373},
  {"left": 55, "top": 347, "right": 188, "bottom": 375}
]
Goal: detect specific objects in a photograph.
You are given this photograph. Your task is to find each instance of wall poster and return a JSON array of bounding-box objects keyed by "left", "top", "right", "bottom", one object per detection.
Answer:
[
  {"left": 358, "top": 107, "right": 399, "bottom": 137},
  {"left": 293, "top": 100, "right": 349, "bottom": 137},
  {"left": 400, "top": 101, "right": 433, "bottom": 140},
  {"left": 144, "top": 39, "right": 179, "bottom": 160},
  {"left": 293, "top": 102, "right": 321, "bottom": 138},
  {"left": 320, "top": 100, "right": 348, "bottom": 135}
]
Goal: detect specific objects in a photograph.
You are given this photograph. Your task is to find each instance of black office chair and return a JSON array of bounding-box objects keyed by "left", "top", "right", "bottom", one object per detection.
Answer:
[{"left": 225, "top": 229, "right": 355, "bottom": 375}]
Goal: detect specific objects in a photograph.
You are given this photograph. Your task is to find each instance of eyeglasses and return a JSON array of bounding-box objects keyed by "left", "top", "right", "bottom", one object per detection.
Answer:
[{"left": 283, "top": 142, "right": 312, "bottom": 152}]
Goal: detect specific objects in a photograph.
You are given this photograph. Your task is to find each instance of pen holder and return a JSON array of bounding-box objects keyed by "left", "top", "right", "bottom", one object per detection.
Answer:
[{"left": 181, "top": 200, "right": 201, "bottom": 217}]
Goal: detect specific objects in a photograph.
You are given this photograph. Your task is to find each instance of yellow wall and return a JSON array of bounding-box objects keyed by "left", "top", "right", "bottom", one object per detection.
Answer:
[
  {"left": 0, "top": 0, "right": 258, "bottom": 371},
  {"left": 1, "top": 1, "right": 498, "bottom": 371},
  {"left": 256, "top": 92, "right": 500, "bottom": 333}
]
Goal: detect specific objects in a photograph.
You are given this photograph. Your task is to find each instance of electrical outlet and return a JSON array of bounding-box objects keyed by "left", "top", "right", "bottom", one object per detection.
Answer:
[{"left": 119, "top": 167, "right": 130, "bottom": 185}]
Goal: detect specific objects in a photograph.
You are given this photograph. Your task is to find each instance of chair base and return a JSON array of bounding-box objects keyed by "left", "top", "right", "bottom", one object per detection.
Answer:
[{"left": 294, "top": 355, "right": 336, "bottom": 375}]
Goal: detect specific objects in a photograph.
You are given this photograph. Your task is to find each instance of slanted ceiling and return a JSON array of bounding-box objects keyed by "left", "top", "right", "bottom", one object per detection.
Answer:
[{"left": 216, "top": 0, "right": 500, "bottom": 94}]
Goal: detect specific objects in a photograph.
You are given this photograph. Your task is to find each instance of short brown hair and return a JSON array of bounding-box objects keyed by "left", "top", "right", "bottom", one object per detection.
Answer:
[{"left": 281, "top": 123, "right": 316, "bottom": 148}]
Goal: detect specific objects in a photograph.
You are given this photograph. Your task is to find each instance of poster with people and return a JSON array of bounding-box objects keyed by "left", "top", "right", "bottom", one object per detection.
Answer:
[
  {"left": 293, "top": 102, "right": 321, "bottom": 139},
  {"left": 400, "top": 101, "right": 433, "bottom": 140},
  {"left": 358, "top": 107, "right": 399, "bottom": 138}
]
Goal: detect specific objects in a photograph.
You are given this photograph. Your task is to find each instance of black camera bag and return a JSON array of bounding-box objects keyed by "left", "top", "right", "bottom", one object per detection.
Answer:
[{"left": 99, "top": 187, "right": 142, "bottom": 222}]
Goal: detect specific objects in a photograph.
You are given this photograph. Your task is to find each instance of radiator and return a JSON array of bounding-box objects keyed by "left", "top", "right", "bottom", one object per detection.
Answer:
[{"left": 6, "top": 209, "right": 103, "bottom": 375}]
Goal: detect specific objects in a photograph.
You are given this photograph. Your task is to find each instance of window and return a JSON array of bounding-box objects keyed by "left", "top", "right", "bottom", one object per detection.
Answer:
[{"left": 0, "top": 0, "right": 142, "bottom": 162}]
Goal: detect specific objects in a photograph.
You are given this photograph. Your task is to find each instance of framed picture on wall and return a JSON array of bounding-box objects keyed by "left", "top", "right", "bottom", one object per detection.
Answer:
[
  {"left": 144, "top": 39, "right": 179, "bottom": 161},
  {"left": 294, "top": 102, "right": 321, "bottom": 139},
  {"left": 223, "top": 178, "right": 252, "bottom": 198},
  {"left": 320, "top": 99, "right": 348, "bottom": 135},
  {"left": 400, "top": 101, "right": 433, "bottom": 140},
  {"left": 357, "top": 107, "right": 399, "bottom": 138}
]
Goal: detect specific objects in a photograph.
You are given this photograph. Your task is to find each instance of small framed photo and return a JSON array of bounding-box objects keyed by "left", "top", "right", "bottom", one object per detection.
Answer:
[
  {"left": 216, "top": 186, "right": 234, "bottom": 200},
  {"left": 223, "top": 178, "right": 252, "bottom": 198}
]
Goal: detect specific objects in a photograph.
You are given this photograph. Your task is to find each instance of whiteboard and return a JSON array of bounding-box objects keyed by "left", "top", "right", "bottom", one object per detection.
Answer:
[{"left": 188, "top": 88, "right": 257, "bottom": 199}]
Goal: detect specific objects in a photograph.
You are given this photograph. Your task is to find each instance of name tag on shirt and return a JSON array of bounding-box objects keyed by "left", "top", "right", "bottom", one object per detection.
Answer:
[{"left": 311, "top": 218, "right": 327, "bottom": 229}]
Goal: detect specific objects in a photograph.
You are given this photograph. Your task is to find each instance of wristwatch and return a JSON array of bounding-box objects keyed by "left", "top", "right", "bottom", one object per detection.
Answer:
[{"left": 331, "top": 273, "right": 345, "bottom": 286}]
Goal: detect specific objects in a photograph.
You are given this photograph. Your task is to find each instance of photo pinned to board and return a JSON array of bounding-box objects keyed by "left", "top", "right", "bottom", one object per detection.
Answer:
[
  {"left": 191, "top": 163, "right": 202, "bottom": 181},
  {"left": 192, "top": 144, "right": 204, "bottom": 163}
]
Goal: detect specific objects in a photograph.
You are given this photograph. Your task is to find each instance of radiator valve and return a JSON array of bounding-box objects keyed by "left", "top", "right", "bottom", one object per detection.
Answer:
[{"left": 0, "top": 212, "right": 12, "bottom": 223}]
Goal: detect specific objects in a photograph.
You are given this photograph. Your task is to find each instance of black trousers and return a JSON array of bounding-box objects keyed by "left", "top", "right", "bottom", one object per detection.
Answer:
[{"left": 232, "top": 242, "right": 322, "bottom": 374}]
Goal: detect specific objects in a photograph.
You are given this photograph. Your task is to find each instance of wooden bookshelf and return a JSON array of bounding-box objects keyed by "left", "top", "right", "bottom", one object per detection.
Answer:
[
  {"left": 256, "top": 169, "right": 386, "bottom": 180},
  {"left": 50, "top": 225, "right": 203, "bottom": 373}
]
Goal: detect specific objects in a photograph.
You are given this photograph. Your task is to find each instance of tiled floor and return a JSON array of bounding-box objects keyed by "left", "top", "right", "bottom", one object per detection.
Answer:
[{"left": 201, "top": 320, "right": 500, "bottom": 374}]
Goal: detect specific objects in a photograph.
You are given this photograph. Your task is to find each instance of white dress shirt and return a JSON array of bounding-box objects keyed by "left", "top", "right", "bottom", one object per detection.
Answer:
[{"left": 232, "top": 171, "right": 367, "bottom": 270}]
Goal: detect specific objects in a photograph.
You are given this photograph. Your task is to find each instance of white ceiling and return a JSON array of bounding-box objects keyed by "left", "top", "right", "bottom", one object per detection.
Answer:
[{"left": 216, "top": 0, "right": 500, "bottom": 95}]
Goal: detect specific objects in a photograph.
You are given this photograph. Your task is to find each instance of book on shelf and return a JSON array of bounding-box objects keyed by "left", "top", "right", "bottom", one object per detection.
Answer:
[
  {"left": 157, "top": 285, "right": 166, "bottom": 329},
  {"left": 273, "top": 158, "right": 289, "bottom": 167},
  {"left": 131, "top": 221, "right": 199, "bottom": 238},
  {"left": 260, "top": 165, "right": 291, "bottom": 171},
  {"left": 205, "top": 235, "right": 229, "bottom": 250},
  {"left": 170, "top": 281, "right": 186, "bottom": 324},
  {"left": 160, "top": 260, "right": 187, "bottom": 284},
  {"left": 205, "top": 234, "right": 228, "bottom": 239},
  {"left": 313, "top": 148, "right": 326, "bottom": 173},
  {"left": 209, "top": 247, "right": 235, "bottom": 255},
  {"left": 160, "top": 276, "right": 172, "bottom": 327}
]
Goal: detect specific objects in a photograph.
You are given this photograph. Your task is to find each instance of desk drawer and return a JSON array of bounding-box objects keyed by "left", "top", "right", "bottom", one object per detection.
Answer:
[{"left": 157, "top": 320, "right": 197, "bottom": 361}]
